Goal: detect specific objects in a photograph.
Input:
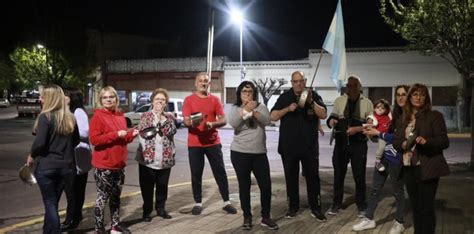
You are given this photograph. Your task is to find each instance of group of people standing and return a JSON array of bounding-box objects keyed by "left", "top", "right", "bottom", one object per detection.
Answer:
[{"left": 27, "top": 70, "right": 449, "bottom": 234}]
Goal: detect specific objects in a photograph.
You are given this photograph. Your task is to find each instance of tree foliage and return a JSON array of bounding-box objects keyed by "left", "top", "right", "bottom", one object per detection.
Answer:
[
  {"left": 9, "top": 44, "right": 94, "bottom": 90},
  {"left": 254, "top": 77, "right": 288, "bottom": 106},
  {"left": 379, "top": 0, "right": 473, "bottom": 77}
]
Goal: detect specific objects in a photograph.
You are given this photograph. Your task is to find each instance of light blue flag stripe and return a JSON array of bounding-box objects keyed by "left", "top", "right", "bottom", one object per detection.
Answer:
[{"left": 322, "top": 0, "right": 347, "bottom": 91}]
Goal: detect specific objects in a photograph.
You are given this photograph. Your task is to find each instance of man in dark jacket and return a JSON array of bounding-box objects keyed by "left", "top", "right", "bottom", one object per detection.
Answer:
[{"left": 271, "top": 71, "right": 327, "bottom": 221}]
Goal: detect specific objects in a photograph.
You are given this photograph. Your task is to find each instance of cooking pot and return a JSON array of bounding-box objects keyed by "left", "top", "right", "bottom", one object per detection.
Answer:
[
  {"left": 298, "top": 89, "right": 310, "bottom": 108},
  {"left": 19, "top": 164, "right": 36, "bottom": 186},
  {"left": 141, "top": 125, "right": 163, "bottom": 140},
  {"left": 190, "top": 112, "right": 203, "bottom": 124}
]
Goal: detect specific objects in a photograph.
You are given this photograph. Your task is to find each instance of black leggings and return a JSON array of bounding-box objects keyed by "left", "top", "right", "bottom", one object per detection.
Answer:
[{"left": 231, "top": 151, "right": 272, "bottom": 218}]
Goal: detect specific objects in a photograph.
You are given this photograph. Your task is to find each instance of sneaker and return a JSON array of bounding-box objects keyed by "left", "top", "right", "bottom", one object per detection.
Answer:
[
  {"left": 311, "top": 209, "right": 327, "bottom": 222},
  {"left": 352, "top": 217, "right": 376, "bottom": 231},
  {"left": 191, "top": 205, "right": 203, "bottom": 215},
  {"left": 326, "top": 204, "right": 340, "bottom": 215},
  {"left": 357, "top": 209, "right": 367, "bottom": 218},
  {"left": 223, "top": 204, "right": 237, "bottom": 214},
  {"left": 242, "top": 216, "right": 252, "bottom": 230},
  {"left": 389, "top": 220, "right": 405, "bottom": 234},
  {"left": 110, "top": 224, "right": 131, "bottom": 234},
  {"left": 285, "top": 209, "right": 298, "bottom": 218},
  {"left": 375, "top": 160, "right": 385, "bottom": 172},
  {"left": 261, "top": 218, "right": 279, "bottom": 230}
]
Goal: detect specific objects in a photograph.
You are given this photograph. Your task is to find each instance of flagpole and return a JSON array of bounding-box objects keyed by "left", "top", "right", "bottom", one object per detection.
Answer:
[{"left": 308, "top": 48, "right": 325, "bottom": 89}]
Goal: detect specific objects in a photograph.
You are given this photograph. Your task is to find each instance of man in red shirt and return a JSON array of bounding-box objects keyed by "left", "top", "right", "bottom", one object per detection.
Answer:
[{"left": 183, "top": 72, "right": 237, "bottom": 215}]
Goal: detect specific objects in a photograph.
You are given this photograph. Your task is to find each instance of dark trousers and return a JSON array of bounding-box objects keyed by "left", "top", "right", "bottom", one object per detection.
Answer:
[
  {"left": 404, "top": 166, "right": 439, "bottom": 234},
  {"left": 35, "top": 167, "right": 73, "bottom": 234},
  {"left": 365, "top": 158, "right": 405, "bottom": 223},
  {"left": 332, "top": 141, "right": 368, "bottom": 210},
  {"left": 63, "top": 172, "right": 88, "bottom": 223},
  {"left": 231, "top": 151, "right": 272, "bottom": 218},
  {"left": 281, "top": 152, "right": 322, "bottom": 211},
  {"left": 188, "top": 144, "right": 230, "bottom": 203},
  {"left": 138, "top": 164, "right": 171, "bottom": 216}
]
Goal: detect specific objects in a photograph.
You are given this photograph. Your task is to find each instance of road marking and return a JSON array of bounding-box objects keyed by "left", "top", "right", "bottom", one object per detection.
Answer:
[{"left": 0, "top": 176, "right": 237, "bottom": 233}]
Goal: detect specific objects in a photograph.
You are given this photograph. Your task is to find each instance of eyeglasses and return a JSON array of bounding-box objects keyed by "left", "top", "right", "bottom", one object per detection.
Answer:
[
  {"left": 101, "top": 95, "right": 116, "bottom": 100},
  {"left": 291, "top": 79, "right": 305, "bottom": 84},
  {"left": 411, "top": 92, "right": 426, "bottom": 99}
]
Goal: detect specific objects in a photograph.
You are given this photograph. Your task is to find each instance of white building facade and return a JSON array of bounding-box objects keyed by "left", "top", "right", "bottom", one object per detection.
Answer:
[{"left": 223, "top": 48, "right": 461, "bottom": 129}]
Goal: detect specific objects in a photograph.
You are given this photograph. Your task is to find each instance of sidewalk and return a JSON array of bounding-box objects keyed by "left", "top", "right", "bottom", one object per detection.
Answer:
[{"left": 6, "top": 166, "right": 474, "bottom": 234}]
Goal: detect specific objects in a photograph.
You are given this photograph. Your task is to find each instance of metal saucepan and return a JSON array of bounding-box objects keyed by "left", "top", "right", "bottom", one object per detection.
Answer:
[
  {"left": 298, "top": 89, "right": 310, "bottom": 108},
  {"left": 141, "top": 125, "right": 163, "bottom": 140},
  {"left": 190, "top": 112, "right": 203, "bottom": 125},
  {"left": 19, "top": 164, "right": 36, "bottom": 186}
]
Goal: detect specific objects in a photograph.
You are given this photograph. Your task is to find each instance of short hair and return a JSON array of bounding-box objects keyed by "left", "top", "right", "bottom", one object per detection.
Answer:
[
  {"left": 347, "top": 75, "right": 362, "bottom": 89},
  {"left": 150, "top": 88, "right": 169, "bottom": 103},
  {"left": 98, "top": 86, "right": 119, "bottom": 109},
  {"left": 195, "top": 72, "right": 209, "bottom": 80},
  {"left": 234, "top": 80, "right": 258, "bottom": 107},
  {"left": 374, "top": 99, "right": 391, "bottom": 115},
  {"left": 291, "top": 71, "right": 305, "bottom": 80}
]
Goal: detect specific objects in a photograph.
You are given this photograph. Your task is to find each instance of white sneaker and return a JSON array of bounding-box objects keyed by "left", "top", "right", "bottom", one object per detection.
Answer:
[
  {"left": 389, "top": 220, "right": 405, "bottom": 234},
  {"left": 352, "top": 218, "right": 376, "bottom": 231}
]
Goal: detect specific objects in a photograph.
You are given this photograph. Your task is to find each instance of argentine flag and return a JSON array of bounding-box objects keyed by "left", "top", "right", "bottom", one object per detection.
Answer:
[{"left": 322, "top": 0, "right": 347, "bottom": 91}]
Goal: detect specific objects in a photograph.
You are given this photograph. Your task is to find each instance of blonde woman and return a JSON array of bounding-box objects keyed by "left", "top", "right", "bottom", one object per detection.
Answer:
[
  {"left": 136, "top": 88, "right": 177, "bottom": 222},
  {"left": 90, "top": 86, "right": 139, "bottom": 234},
  {"left": 26, "top": 84, "right": 79, "bottom": 234}
]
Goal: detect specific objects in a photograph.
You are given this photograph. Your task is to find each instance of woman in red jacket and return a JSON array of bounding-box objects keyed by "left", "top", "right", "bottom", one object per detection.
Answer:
[{"left": 90, "top": 86, "right": 138, "bottom": 234}]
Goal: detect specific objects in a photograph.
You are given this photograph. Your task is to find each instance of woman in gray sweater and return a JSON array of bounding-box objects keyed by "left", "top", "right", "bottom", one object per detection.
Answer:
[{"left": 227, "top": 81, "right": 278, "bottom": 230}]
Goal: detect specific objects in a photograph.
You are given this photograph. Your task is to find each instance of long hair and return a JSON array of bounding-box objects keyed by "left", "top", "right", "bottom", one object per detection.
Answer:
[
  {"left": 402, "top": 83, "right": 432, "bottom": 126},
  {"left": 98, "top": 86, "right": 119, "bottom": 111},
  {"left": 33, "top": 84, "right": 76, "bottom": 135},
  {"left": 65, "top": 89, "right": 85, "bottom": 113},
  {"left": 392, "top": 85, "right": 410, "bottom": 122},
  {"left": 234, "top": 80, "right": 259, "bottom": 106}
]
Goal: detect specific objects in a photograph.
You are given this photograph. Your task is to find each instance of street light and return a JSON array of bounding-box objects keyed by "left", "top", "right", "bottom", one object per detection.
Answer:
[{"left": 231, "top": 8, "right": 245, "bottom": 80}]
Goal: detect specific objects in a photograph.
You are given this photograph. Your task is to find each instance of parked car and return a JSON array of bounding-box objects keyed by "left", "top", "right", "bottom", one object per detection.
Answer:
[
  {"left": 17, "top": 97, "right": 42, "bottom": 117},
  {"left": 0, "top": 98, "right": 10, "bottom": 108},
  {"left": 124, "top": 98, "right": 184, "bottom": 128}
]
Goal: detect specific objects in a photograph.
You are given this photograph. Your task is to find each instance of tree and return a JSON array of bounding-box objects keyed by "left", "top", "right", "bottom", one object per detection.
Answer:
[
  {"left": 9, "top": 44, "right": 93, "bottom": 90},
  {"left": 379, "top": 0, "right": 474, "bottom": 166},
  {"left": 254, "top": 77, "right": 288, "bottom": 106}
]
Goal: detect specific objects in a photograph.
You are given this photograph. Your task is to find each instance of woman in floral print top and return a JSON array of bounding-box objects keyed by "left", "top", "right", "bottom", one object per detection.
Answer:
[{"left": 136, "top": 88, "right": 177, "bottom": 222}]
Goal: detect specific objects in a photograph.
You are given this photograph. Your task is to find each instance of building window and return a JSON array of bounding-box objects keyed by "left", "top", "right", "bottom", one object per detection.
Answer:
[
  {"left": 432, "top": 86, "right": 457, "bottom": 106},
  {"left": 369, "top": 87, "right": 392, "bottom": 105},
  {"left": 226, "top": 88, "right": 236, "bottom": 104}
]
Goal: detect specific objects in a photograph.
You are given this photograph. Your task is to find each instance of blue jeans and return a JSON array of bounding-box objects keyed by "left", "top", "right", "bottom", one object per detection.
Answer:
[
  {"left": 35, "top": 168, "right": 73, "bottom": 234},
  {"left": 365, "top": 158, "right": 405, "bottom": 223}
]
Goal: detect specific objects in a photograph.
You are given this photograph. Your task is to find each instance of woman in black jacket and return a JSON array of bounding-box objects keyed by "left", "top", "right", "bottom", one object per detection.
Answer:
[
  {"left": 26, "top": 84, "right": 79, "bottom": 234},
  {"left": 393, "top": 83, "right": 450, "bottom": 234}
]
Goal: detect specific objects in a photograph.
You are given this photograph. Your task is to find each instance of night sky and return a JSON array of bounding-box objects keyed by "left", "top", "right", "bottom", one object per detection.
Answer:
[{"left": 1, "top": 0, "right": 405, "bottom": 61}]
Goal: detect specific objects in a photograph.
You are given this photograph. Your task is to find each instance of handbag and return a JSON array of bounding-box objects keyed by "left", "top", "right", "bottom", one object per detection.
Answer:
[
  {"left": 383, "top": 143, "right": 401, "bottom": 165},
  {"left": 75, "top": 147, "right": 92, "bottom": 174}
]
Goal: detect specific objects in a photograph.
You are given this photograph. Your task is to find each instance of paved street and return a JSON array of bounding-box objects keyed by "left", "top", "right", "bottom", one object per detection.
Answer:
[{"left": 0, "top": 105, "right": 472, "bottom": 233}]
